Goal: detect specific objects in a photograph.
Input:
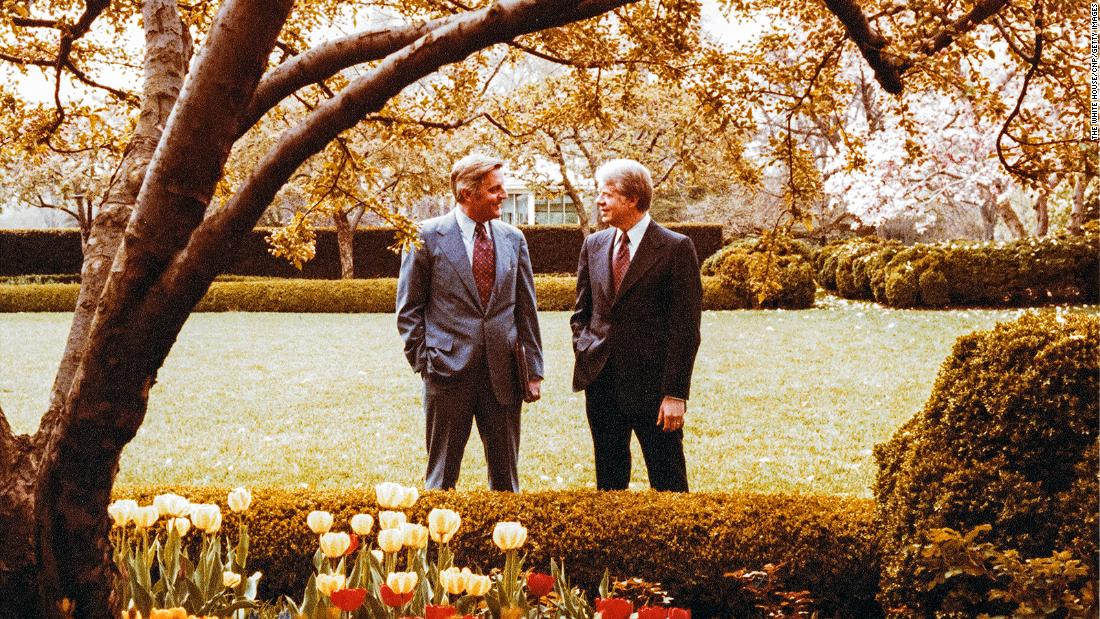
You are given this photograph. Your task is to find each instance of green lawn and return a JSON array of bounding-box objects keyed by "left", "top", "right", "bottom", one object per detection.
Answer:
[{"left": 2, "top": 300, "right": 1092, "bottom": 497}]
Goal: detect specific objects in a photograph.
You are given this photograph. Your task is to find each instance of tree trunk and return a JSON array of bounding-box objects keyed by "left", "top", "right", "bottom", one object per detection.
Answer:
[
  {"left": 551, "top": 136, "right": 590, "bottom": 235},
  {"left": 997, "top": 199, "right": 1027, "bottom": 239},
  {"left": 0, "top": 2, "right": 190, "bottom": 617},
  {"left": 334, "top": 208, "right": 355, "bottom": 279},
  {"left": 1033, "top": 184, "right": 1050, "bottom": 237},
  {"left": 1069, "top": 173, "right": 1086, "bottom": 235}
]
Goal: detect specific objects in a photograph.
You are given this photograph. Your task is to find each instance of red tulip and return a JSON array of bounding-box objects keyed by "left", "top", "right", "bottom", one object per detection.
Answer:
[
  {"left": 380, "top": 584, "right": 414, "bottom": 607},
  {"left": 637, "top": 606, "right": 668, "bottom": 619},
  {"left": 526, "top": 572, "right": 555, "bottom": 598},
  {"left": 595, "top": 598, "right": 633, "bottom": 619},
  {"left": 345, "top": 533, "right": 360, "bottom": 556},
  {"left": 668, "top": 608, "right": 691, "bottom": 619},
  {"left": 330, "top": 588, "right": 367, "bottom": 612},
  {"left": 425, "top": 605, "right": 457, "bottom": 619}
]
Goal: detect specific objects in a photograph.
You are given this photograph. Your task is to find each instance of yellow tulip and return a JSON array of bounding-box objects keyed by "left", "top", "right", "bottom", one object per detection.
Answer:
[
  {"left": 492, "top": 521, "right": 527, "bottom": 551},
  {"left": 108, "top": 499, "right": 138, "bottom": 527},
  {"left": 149, "top": 609, "right": 187, "bottom": 619},
  {"left": 401, "top": 523, "right": 428, "bottom": 549},
  {"left": 377, "top": 528, "right": 404, "bottom": 553},
  {"left": 190, "top": 504, "right": 222, "bottom": 533},
  {"left": 439, "top": 566, "right": 468, "bottom": 595},
  {"left": 349, "top": 513, "right": 374, "bottom": 536},
  {"left": 465, "top": 574, "right": 492, "bottom": 596},
  {"left": 315, "top": 573, "right": 346, "bottom": 597},
  {"left": 227, "top": 487, "right": 252, "bottom": 513},
  {"left": 306, "top": 510, "right": 334, "bottom": 534},
  {"left": 170, "top": 517, "right": 191, "bottom": 537},
  {"left": 399, "top": 485, "right": 419, "bottom": 508},
  {"left": 386, "top": 571, "right": 418, "bottom": 595},
  {"left": 378, "top": 510, "right": 406, "bottom": 531},
  {"left": 132, "top": 505, "right": 160, "bottom": 529},
  {"left": 222, "top": 571, "right": 241, "bottom": 588},
  {"left": 152, "top": 493, "right": 190, "bottom": 518},
  {"left": 319, "top": 531, "right": 351, "bottom": 558},
  {"left": 427, "top": 508, "right": 461, "bottom": 543},
  {"left": 374, "top": 482, "right": 404, "bottom": 509}
]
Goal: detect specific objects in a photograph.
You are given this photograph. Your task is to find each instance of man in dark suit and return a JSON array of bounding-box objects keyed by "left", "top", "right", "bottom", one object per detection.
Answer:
[
  {"left": 397, "top": 153, "right": 543, "bottom": 492},
  {"left": 571, "top": 158, "right": 702, "bottom": 492}
]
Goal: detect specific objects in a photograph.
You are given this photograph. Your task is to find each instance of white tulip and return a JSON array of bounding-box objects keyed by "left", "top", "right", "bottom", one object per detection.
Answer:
[
  {"left": 227, "top": 487, "right": 252, "bottom": 513},
  {"left": 222, "top": 571, "right": 241, "bottom": 588},
  {"left": 319, "top": 531, "right": 351, "bottom": 558},
  {"left": 315, "top": 573, "right": 346, "bottom": 596},
  {"left": 492, "top": 521, "right": 527, "bottom": 551},
  {"left": 190, "top": 504, "right": 223, "bottom": 533},
  {"left": 427, "top": 508, "right": 461, "bottom": 543},
  {"left": 107, "top": 499, "right": 138, "bottom": 527},
  {"left": 375, "top": 482, "right": 404, "bottom": 509},
  {"left": 386, "top": 571, "right": 418, "bottom": 594},
  {"left": 306, "top": 510, "right": 334, "bottom": 534},
  {"left": 153, "top": 493, "right": 191, "bottom": 518},
  {"left": 377, "top": 528, "right": 405, "bottom": 553},
  {"left": 132, "top": 505, "right": 160, "bottom": 529},
  {"left": 401, "top": 523, "right": 428, "bottom": 549},
  {"left": 350, "top": 513, "right": 374, "bottom": 536},
  {"left": 378, "top": 510, "right": 407, "bottom": 531},
  {"left": 170, "top": 517, "right": 191, "bottom": 537}
]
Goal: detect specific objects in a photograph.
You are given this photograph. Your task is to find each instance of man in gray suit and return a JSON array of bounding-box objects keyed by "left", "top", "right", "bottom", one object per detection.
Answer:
[{"left": 397, "top": 153, "right": 543, "bottom": 492}]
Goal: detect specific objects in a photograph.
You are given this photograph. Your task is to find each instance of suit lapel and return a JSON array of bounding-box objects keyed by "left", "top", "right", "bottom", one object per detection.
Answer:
[
  {"left": 487, "top": 220, "right": 512, "bottom": 310},
  {"left": 592, "top": 229, "right": 614, "bottom": 305},
  {"left": 437, "top": 213, "right": 483, "bottom": 310},
  {"left": 613, "top": 220, "right": 667, "bottom": 304}
]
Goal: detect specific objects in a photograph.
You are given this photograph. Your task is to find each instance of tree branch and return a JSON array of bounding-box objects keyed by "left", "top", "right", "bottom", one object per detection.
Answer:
[{"left": 996, "top": 0, "right": 1044, "bottom": 182}]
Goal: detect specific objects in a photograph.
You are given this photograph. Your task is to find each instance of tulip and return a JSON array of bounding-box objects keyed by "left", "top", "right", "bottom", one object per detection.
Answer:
[
  {"left": 319, "top": 531, "right": 351, "bottom": 558},
  {"left": 153, "top": 493, "right": 191, "bottom": 518},
  {"left": 375, "top": 482, "right": 404, "bottom": 509},
  {"left": 149, "top": 609, "right": 188, "bottom": 619},
  {"left": 227, "top": 487, "right": 252, "bottom": 513},
  {"left": 132, "top": 505, "right": 160, "bottom": 529},
  {"left": 439, "top": 567, "right": 467, "bottom": 595},
  {"left": 169, "top": 517, "right": 191, "bottom": 537},
  {"left": 401, "top": 523, "right": 429, "bottom": 549},
  {"left": 465, "top": 574, "right": 491, "bottom": 596},
  {"left": 190, "top": 504, "right": 222, "bottom": 533},
  {"left": 427, "top": 508, "right": 461, "bottom": 543},
  {"left": 378, "top": 528, "right": 405, "bottom": 553},
  {"left": 306, "top": 510, "right": 334, "bottom": 534},
  {"left": 331, "top": 588, "right": 367, "bottom": 612},
  {"left": 668, "top": 608, "right": 691, "bottom": 619},
  {"left": 315, "top": 573, "right": 346, "bottom": 597},
  {"left": 346, "top": 533, "right": 360, "bottom": 556},
  {"left": 526, "top": 571, "right": 554, "bottom": 598},
  {"left": 350, "top": 513, "right": 374, "bottom": 535},
  {"left": 492, "top": 521, "right": 527, "bottom": 551},
  {"left": 425, "top": 605, "right": 456, "bottom": 619},
  {"left": 108, "top": 499, "right": 138, "bottom": 527},
  {"left": 222, "top": 571, "right": 241, "bottom": 588},
  {"left": 637, "top": 607, "right": 668, "bottom": 619},
  {"left": 378, "top": 510, "right": 407, "bottom": 530},
  {"left": 386, "top": 571, "right": 418, "bottom": 594},
  {"left": 380, "top": 584, "right": 414, "bottom": 608},
  {"left": 399, "top": 485, "right": 419, "bottom": 508},
  {"left": 595, "top": 598, "right": 633, "bottom": 619},
  {"left": 371, "top": 549, "right": 384, "bottom": 563}
]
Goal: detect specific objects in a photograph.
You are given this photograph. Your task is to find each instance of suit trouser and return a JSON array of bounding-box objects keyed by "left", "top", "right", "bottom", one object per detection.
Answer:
[
  {"left": 423, "top": 363, "right": 521, "bottom": 492},
  {"left": 584, "top": 365, "right": 688, "bottom": 492}
]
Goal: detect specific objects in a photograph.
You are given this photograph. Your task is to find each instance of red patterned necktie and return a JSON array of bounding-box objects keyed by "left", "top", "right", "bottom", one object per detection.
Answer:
[
  {"left": 473, "top": 222, "right": 495, "bottom": 307},
  {"left": 612, "top": 232, "right": 630, "bottom": 294}
]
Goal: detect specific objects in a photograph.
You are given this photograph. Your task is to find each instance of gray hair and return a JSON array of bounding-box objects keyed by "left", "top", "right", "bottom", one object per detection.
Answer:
[
  {"left": 451, "top": 153, "right": 504, "bottom": 203},
  {"left": 596, "top": 159, "right": 652, "bottom": 212}
]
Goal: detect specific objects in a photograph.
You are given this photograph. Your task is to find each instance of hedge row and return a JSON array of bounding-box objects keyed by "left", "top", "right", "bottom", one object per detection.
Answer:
[
  {"left": 874, "top": 312, "right": 1099, "bottom": 616},
  {"left": 0, "top": 276, "right": 746, "bottom": 312},
  {"left": 0, "top": 224, "right": 723, "bottom": 278},
  {"left": 815, "top": 228, "right": 1099, "bottom": 307},
  {"left": 115, "top": 487, "right": 880, "bottom": 618}
]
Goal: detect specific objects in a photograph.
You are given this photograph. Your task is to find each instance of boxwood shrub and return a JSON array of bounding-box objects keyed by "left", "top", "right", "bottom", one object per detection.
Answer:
[
  {"left": 816, "top": 231, "right": 1099, "bottom": 308},
  {"left": 116, "top": 487, "right": 880, "bottom": 617},
  {"left": 873, "top": 312, "right": 1099, "bottom": 616},
  {"left": 0, "top": 276, "right": 743, "bottom": 312},
  {"left": 702, "top": 236, "right": 817, "bottom": 309}
]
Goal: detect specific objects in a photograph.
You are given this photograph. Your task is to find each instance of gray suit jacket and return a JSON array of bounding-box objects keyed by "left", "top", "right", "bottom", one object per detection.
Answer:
[{"left": 396, "top": 211, "right": 543, "bottom": 406}]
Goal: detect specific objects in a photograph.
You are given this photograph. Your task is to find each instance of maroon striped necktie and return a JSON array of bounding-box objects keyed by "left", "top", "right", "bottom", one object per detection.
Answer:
[
  {"left": 612, "top": 232, "right": 630, "bottom": 293},
  {"left": 473, "top": 222, "right": 495, "bottom": 306}
]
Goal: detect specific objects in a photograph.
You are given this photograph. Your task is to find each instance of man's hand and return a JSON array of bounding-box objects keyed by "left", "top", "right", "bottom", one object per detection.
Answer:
[
  {"left": 657, "top": 396, "right": 686, "bottom": 432},
  {"left": 524, "top": 378, "right": 542, "bottom": 403}
]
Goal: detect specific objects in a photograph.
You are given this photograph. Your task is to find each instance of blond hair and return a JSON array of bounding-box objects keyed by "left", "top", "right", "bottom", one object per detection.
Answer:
[{"left": 450, "top": 154, "right": 504, "bottom": 203}]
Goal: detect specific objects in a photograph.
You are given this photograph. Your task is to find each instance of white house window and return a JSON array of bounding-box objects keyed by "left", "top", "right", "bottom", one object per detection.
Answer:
[
  {"left": 532, "top": 194, "right": 579, "bottom": 225},
  {"left": 500, "top": 192, "right": 529, "bottom": 225}
]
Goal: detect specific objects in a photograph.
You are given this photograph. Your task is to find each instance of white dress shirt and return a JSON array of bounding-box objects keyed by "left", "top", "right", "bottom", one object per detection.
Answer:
[
  {"left": 454, "top": 207, "right": 493, "bottom": 266},
  {"left": 613, "top": 212, "right": 651, "bottom": 260}
]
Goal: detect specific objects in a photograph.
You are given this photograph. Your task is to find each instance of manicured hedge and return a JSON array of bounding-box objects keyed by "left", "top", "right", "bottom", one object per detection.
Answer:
[
  {"left": 0, "top": 276, "right": 743, "bottom": 312},
  {"left": 815, "top": 231, "right": 1099, "bottom": 307},
  {"left": 115, "top": 487, "right": 880, "bottom": 617},
  {"left": 873, "top": 312, "right": 1099, "bottom": 616},
  {"left": 0, "top": 224, "right": 722, "bottom": 278}
]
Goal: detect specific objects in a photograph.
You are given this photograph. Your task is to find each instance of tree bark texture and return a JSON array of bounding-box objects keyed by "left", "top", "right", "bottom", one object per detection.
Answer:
[
  {"left": 1033, "top": 185, "right": 1050, "bottom": 237},
  {"left": 334, "top": 208, "right": 356, "bottom": 279},
  {"left": 1069, "top": 173, "right": 1086, "bottom": 234},
  {"left": 552, "top": 136, "right": 591, "bottom": 235},
  {"left": 997, "top": 198, "right": 1027, "bottom": 239}
]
